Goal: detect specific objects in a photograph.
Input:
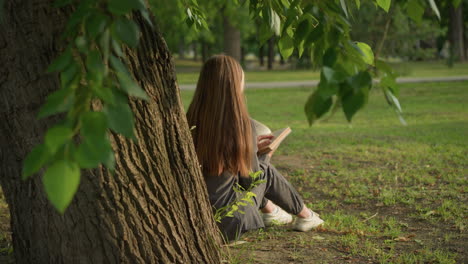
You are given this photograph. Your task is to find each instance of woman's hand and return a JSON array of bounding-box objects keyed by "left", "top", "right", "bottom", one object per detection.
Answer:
[{"left": 257, "top": 134, "right": 274, "bottom": 150}]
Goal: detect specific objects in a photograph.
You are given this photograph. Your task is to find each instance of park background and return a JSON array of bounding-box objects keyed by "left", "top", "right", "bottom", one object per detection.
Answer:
[{"left": 1, "top": 0, "right": 467, "bottom": 263}]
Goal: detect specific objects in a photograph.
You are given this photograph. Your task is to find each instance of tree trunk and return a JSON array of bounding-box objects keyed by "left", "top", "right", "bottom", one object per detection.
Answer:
[
  {"left": 178, "top": 36, "right": 185, "bottom": 59},
  {"left": 193, "top": 42, "right": 198, "bottom": 61},
  {"left": 267, "top": 37, "right": 275, "bottom": 70},
  {"left": 449, "top": 3, "right": 466, "bottom": 61},
  {"left": 0, "top": 1, "right": 223, "bottom": 263},
  {"left": 201, "top": 40, "right": 209, "bottom": 62},
  {"left": 223, "top": 16, "right": 241, "bottom": 62},
  {"left": 259, "top": 45, "right": 265, "bottom": 66},
  {"left": 241, "top": 46, "right": 245, "bottom": 66}
]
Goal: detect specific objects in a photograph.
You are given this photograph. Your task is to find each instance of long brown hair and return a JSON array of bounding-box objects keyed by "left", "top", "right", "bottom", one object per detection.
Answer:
[{"left": 187, "top": 55, "right": 252, "bottom": 177}]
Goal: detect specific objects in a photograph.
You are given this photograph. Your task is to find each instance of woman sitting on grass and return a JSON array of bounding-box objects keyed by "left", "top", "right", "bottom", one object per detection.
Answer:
[{"left": 186, "top": 54, "right": 323, "bottom": 241}]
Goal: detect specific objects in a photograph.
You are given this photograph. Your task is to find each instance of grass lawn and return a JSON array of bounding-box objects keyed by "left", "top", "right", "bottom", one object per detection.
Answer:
[
  {"left": 175, "top": 60, "right": 468, "bottom": 84},
  {"left": 180, "top": 81, "right": 468, "bottom": 263},
  {"left": 0, "top": 81, "right": 465, "bottom": 263}
]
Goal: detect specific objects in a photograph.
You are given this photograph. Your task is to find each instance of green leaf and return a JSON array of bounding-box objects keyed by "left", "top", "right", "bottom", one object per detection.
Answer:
[
  {"left": 406, "top": 0, "right": 424, "bottom": 24},
  {"left": 258, "top": 23, "right": 273, "bottom": 45},
  {"left": 323, "top": 48, "right": 337, "bottom": 67},
  {"left": 112, "top": 17, "right": 140, "bottom": 48},
  {"left": 355, "top": 0, "right": 361, "bottom": 9},
  {"left": 427, "top": 0, "right": 440, "bottom": 20},
  {"left": 81, "top": 111, "right": 108, "bottom": 140},
  {"left": 86, "top": 50, "right": 105, "bottom": 82},
  {"left": 317, "top": 79, "right": 339, "bottom": 98},
  {"left": 75, "top": 36, "right": 87, "bottom": 53},
  {"left": 376, "top": 0, "right": 391, "bottom": 12},
  {"left": 356, "top": 42, "right": 374, "bottom": 65},
  {"left": 278, "top": 34, "right": 294, "bottom": 60},
  {"left": 42, "top": 160, "right": 80, "bottom": 214},
  {"left": 384, "top": 89, "right": 402, "bottom": 112},
  {"left": 340, "top": 84, "right": 368, "bottom": 122},
  {"left": 22, "top": 144, "right": 51, "bottom": 180},
  {"left": 297, "top": 40, "right": 305, "bottom": 58},
  {"left": 295, "top": 20, "right": 311, "bottom": 44},
  {"left": 305, "top": 24, "right": 323, "bottom": 45},
  {"left": 99, "top": 29, "right": 111, "bottom": 64},
  {"left": 75, "top": 136, "right": 112, "bottom": 169},
  {"left": 340, "top": 0, "right": 349, "bottom": 17},
  {"left": 38, "top": 88, "right": 75, "bottom": 119},
  {"left": 322, "top": 67, "right": 347, "bottom": 83},
  {"left": 45, "top": 125, "right": 74, "bottom": 154},
  {"left": 109, "top": 55, "right": 149, "bottom": 100},
  {"left": 112, "top": 39, "right": 124, "bottom": 57},
  {"left": 348, "top": 71, "right": 372, "bottom": 92},
  {"left": 74, "top": 111, "right": 112, "bottom": 169},
  {"left": 141, "top": 9, "right": 154, "bottom": 27},
  {"left": 85, "top": 12, "right": 109, "bottom": 39},
  {"left": 108, "top": 0, "right": 143, "bottom": 15},
  {"left": 92, "top": 84, "right": 116, "bottom": 105},
  {"left": 375, "top": 59, "right": 396, "bottom": 77},
  {"left": 269, "top": 8, "right": 281, "bottom": 36},
  {"left": 61, "top": 61, "right": 80, "bottom": 88},
  {"left": 304, "top": 91, "right": 333, "bottom": 125},
  {"left": 47, "top": 49, "right": 73, "bottom": 73},
  {"left": 103, "top": 94, "right": 135, "bottom": 138},
  {"left": 64, "top": 3, "right": 92, "bottom": 34},
  {"left": 103, "top": 150, "right": 116, "bottom": 171},
  {"left": 383, "top": 88, "right": 406, "bottom": 125}
]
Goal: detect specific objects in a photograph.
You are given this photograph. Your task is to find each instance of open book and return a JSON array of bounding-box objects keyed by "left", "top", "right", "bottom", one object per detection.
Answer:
[{"left": 252, "top": 119, "right": 291, "bottom": 155}]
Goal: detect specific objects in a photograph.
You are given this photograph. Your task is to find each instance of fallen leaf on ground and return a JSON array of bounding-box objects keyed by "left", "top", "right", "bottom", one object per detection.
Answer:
[
  {"left": 312, "top": 235, "right": 325, "bottom": 240},
  {"left": 394, "top": 236, "right": 411, "bottom": 242}
]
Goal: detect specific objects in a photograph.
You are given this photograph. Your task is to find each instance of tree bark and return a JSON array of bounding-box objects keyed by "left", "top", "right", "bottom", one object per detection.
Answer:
[
  {"left": 259, "top": 45, "right": 265, "bottom": 66},
  {"left": 192, "top": 42, "right": 198, "bottom": 61},
  {"left": 201, "top": 40, "right": 209, "bottom": 62},
  {"left": 178, "top": 36, "right": 185, "bottom": 59},
  {"left": 223, "top": 16, "right": 241, "bottom": 62},
  {"left": 0, "top": 1, "right": 223, "bottom": 263},
  {"left": 267, "top": 37, "right": 275, "bottom": 70},
  {"left": 449, "top": 3, "right": 466, "bottom": 61}
]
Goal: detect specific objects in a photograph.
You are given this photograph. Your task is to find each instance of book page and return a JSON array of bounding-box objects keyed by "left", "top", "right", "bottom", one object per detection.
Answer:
[{"left": 252, "top": 119, "right": 271, "bottom": 136}]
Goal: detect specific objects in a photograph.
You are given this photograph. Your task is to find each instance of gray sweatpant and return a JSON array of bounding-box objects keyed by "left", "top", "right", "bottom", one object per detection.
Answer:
[{"left": 207, "top": 161, "right": 305, "bottom": 241}]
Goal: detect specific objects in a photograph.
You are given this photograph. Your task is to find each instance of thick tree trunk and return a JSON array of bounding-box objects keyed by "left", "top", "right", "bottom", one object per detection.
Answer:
[
  {"left": 449, "top": 4, "right": 466, "bottom": 61},
  {"left": 0, "top": 1, "right": 223, "bottom": 263},
  {"left": 223, "top": 16, "right": 241, "bottom": 62},
  {"left": 267, "top": 37, "right": 275, "bottom": 70}
]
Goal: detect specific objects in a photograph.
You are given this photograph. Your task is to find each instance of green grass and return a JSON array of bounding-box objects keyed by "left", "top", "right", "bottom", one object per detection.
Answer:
[
  {"left": 175, "top": 60, "right": 468, "bottom": 84},
  {"left": 182, "top": 81, "right": 468, "bottom": 263}
]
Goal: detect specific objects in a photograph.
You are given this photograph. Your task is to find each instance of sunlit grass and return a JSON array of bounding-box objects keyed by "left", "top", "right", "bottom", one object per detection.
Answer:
[{"left": 181, "top": 81, "right": 467, "bottom": 263}]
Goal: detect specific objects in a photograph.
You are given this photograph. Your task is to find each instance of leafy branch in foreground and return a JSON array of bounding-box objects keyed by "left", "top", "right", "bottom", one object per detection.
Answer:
[
  {"left": 247, "top": 0, "right": 441, "bottom": 125},
  {"left": 214, "top": 171, "right": 265, "bottom": 223},
  {"left": 22, "top": 0, "right": 154, "bottom": 213}
]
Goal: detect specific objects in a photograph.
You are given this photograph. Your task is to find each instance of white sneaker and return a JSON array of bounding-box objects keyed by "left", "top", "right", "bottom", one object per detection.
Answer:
[
  {"left": 293, "top": 210, "right": 324, "bottom": 231},
  {"left": 262, "top": 206, "right": 293, "bottom": 227}
]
